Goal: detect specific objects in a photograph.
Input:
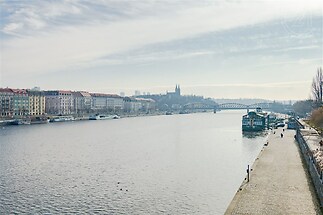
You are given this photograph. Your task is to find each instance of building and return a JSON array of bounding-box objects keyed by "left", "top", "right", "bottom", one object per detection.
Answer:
[
  {"left": 106, "top": 94, "right": 124, "bottom": 112},
  {"left": 31, "top": 86, "right": 41, "bottom": 91},
  {"left": 135, "top": 98, "right": 156, "bottom": 112},
  {"left": 27, "top": 90, "right": 46, "bottom": 116},
  {"left": 11, "top": 89, "right": 29, "bottom": 117},
  {"left": 0, "top": 88, "right": 14, "bottom": 118},
  {"left": 45, "top": 90, "right": 73, "bottom": 115},
  {"left": 123, "top": 97, "right": 142, "bottom": 113},
  {"left": 91, "top": 93, "right": 108, "bottom": 110},
  {"left": 72, "top": 91, "right": 92, "bottom": 114},
  {"left": 123, "top": 97, "right": 155, "bottom": 113},
  {"left": 1, "top": 88, "right": 45, "bottom": 118},
  {"left": 166, "top": 85, "right": 181, "bottom": 98},
  {"left": 91, "top": 93, "right": 124, "bottom": 112}
]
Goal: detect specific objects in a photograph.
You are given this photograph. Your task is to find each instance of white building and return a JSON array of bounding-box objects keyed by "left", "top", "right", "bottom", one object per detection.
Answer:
[
  {"left": 106, "top": 94, "right": 124, "bottom": 112},
  {"left": 124, "top": 97, "right": 140, "bottom": 113},
  {"left": 91, "top": 93, "right": 124, "bottom": 112},
  {"left": 123, "top": 97, "right": 155, "bottom": 113},
  {"left": 135, "top": 98, "right": 156, "bottom": 112}
]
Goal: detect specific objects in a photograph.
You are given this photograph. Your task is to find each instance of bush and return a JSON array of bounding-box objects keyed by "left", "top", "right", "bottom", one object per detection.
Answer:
[{"left": 310, "top": 107, "right": 323, "bottom": 128}]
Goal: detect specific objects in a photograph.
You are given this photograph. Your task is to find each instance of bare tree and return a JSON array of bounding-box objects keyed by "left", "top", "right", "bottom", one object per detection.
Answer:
[{"left": 312, "top": 67, "right": 323, "bottom": 107}]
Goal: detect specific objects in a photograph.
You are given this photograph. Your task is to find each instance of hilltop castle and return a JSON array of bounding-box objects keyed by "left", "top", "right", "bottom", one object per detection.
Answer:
[{"left": 167, "top": 85, "right": 181, "bottom": 98}]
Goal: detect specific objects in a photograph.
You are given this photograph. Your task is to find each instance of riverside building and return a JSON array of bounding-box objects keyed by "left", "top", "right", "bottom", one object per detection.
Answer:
[
  {"left": 134, "top": 98, "right": 156, "bottom": 112},
  {"left": 72, "top": 91, "right": 92, "bottom": 114},
  {"left": 0, "top": 88, "right": 14, "bottom": 118},
  {"left": 11, "top": 89, "right": 29, "bottom": 117},
  {"left": 106, "top": 94, "right": 124, "bottom": 112},
  {"left": 45, "top": 90, "right": 73, "bottom": 115},
  {"left": 90, "top": 93, "right": 124, "bottom": 113},
  {"left": 27, "top": 90, "right": 46, "bottom": 116},
  {"left": 123, "top": 97, "right": 156, "bottom": 113}
]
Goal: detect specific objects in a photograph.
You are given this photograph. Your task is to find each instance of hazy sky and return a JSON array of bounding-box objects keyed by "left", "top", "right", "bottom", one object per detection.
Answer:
[{"left": 0, "top": 0, "right": 322, "bottom": 100}]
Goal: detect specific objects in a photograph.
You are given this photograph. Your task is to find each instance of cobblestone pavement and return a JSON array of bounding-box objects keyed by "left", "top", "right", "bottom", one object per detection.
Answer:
[{"left": 225, "top": 127, "right": 321, "bottom": 215}]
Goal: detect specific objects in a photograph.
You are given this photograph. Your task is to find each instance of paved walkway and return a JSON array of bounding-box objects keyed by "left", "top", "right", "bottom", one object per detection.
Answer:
[{"left": 225, "top": 127, "right": 321, "bottom": 215}]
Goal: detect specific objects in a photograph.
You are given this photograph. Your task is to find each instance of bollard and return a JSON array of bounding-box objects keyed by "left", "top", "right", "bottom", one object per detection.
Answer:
[{"left": 247, "top": 165, "right": 250, "bottom": 182}]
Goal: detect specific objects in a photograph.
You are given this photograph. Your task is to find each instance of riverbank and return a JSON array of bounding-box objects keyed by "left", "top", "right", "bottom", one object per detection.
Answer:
[
  {"left": 0, "top": 110, "right": 211, "bottom": 127},
  {"left": 225, "top": 127, "right": 321, "bottom": 214}
]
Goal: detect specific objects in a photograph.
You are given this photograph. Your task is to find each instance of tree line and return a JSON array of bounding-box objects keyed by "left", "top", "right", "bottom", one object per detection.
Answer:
[{"left": 293, "top": 67, "right": 323, "bottom": 128}]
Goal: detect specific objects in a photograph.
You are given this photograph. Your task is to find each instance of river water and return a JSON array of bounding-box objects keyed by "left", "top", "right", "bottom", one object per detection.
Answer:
[{"left": 0, "top": 110, "right": 268, "bottom": 214}]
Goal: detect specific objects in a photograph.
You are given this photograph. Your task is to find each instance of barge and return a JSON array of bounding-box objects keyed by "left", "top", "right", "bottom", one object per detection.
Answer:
[
  {"left": 89, "top": 114, "right": 120, "bottom": 120},
  {"left": 242, "top": 108, "right": 267, "bottom": 131}
]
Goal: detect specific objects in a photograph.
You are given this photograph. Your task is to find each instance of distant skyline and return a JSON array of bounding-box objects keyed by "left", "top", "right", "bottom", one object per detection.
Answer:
[{"left": 1, "top": 0, "right": 322, "bottom": 100}]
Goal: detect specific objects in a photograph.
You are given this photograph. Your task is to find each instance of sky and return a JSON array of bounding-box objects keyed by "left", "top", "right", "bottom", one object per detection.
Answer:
[{"left": 0, "top": 0, "right": 322, "bottom": 100}]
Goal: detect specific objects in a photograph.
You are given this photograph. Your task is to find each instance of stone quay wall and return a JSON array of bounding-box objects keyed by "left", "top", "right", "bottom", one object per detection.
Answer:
[{"left": 295, "top": 128, "right": 323, "bottom": 207}]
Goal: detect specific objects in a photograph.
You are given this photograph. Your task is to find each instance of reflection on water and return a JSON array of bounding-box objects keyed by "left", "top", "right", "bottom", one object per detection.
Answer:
[
  {"left": 0, "top": 111, "right": 267, "bottom": 214},
  {"left": 242, "top": 130, "right": 268, "bottom": 139}
]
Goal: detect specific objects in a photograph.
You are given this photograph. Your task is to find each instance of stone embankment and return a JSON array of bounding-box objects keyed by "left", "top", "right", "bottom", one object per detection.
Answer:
[
  {"left": 297, "top": 120, "right": 323, "bottom": 173},
  {"left": 225, "top": 127, "right": 321, "bottom": 214},
  {"left": 295, "top": 120, "right": 323, "bottom": 209}
]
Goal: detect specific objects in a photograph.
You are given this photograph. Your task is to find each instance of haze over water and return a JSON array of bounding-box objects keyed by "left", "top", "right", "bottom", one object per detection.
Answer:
[{"left": 0, "top": 111, "right": 267, "bottom": 214}]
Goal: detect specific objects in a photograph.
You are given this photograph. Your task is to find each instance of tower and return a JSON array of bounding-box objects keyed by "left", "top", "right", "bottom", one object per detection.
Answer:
[{"left": 175, "top": 84, "right": 181, "bottom": 96}]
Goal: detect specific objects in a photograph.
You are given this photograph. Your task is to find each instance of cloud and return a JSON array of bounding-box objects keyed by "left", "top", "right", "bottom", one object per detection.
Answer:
[
  {"left": 1, "top": 0, "right": 322, "bottom": 78},
  {"left": 2, "top": 22, "right": 24, "bottom": 36},
  {"left": 273, "top": 45, "right": 321, "bottom": 52},
  {"left": 250, "top": 57, "right": 323, "bottom": 69},
  {"left": 177, "top": 81, "right": 312, "bottom": 89}
]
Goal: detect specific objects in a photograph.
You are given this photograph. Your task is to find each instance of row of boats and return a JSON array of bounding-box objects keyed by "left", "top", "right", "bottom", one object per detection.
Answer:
[
  {"left": 6, "top": 114, "right": 120, "bottom": 125},
  {"left": 10, "top": 117, "right": 50, "bottom": 125},
  {"left": 242, "top": 107, "right": 277, "bottom": 131},
  {"left": 241, "top": 107, "right": 299, "bottom": 131}
]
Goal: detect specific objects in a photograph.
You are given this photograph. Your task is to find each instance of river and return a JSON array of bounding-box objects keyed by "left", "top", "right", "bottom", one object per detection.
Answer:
[{"left": 0, "top": 110, "right": 268, "bottom": 214}]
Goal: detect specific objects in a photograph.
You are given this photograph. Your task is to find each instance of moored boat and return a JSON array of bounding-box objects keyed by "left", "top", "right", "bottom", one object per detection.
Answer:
[
  {"left": 112, "top": 115, "right": 120, "bottom": 119},
  {"left": 30, "top": 117, "right": 50, "bottom": 124},
  {"left": 242, "top": 111, "right": 266, "bottom": 131},
  {"left": 51, "top": 116, "right": 75, "bottom": 122},
  {"left": 11, "top": 118, "right": 31, "bottom": 125},
  {"left": 89, "top": 114, "right": 120, "bottom": 120}
]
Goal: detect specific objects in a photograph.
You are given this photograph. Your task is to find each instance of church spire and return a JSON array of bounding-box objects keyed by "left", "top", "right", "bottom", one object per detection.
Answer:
[{"left": 175, "top": 84, "right": 180, "bottom": 96}]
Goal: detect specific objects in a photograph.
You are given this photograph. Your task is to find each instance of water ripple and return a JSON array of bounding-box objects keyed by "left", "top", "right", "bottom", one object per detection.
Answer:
[{"left": 0, "top": 112, "right": 266, "bottom": 214}]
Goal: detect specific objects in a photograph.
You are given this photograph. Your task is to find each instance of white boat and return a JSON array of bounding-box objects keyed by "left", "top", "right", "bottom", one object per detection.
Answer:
[
  {"left": 112, "top": 115, "right": 120, "bottom": 119},
  {"left": 11, "top": 119, "right": 31, "bottom": 125},
  {"left": 52, "top": 116, "right": 75, "bottom": 122},
  {"left": 89, "top": 114, "right": 120, "bottom": 120}
]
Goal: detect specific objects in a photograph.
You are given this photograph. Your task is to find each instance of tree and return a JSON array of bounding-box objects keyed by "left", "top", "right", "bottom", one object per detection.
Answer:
[
  {"left": 310, "top": 107, "right": 323, "bottom": 128},
  {"left": 312, "top": 67, "right": 323, "bottom": 107},
  {"left": 292, "top": 99, "right": 314, "bottom": 117}
]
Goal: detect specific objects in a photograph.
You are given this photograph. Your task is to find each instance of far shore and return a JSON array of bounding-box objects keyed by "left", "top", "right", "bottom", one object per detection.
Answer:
[{"left": 0, "top": 110, "right": 215, "bottom": 126}]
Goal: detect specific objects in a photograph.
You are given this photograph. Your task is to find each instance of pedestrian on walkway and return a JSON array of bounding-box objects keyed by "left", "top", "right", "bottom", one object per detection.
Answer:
[{"left": 281, "top": 133, "right": 283, "bottom": 138}]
